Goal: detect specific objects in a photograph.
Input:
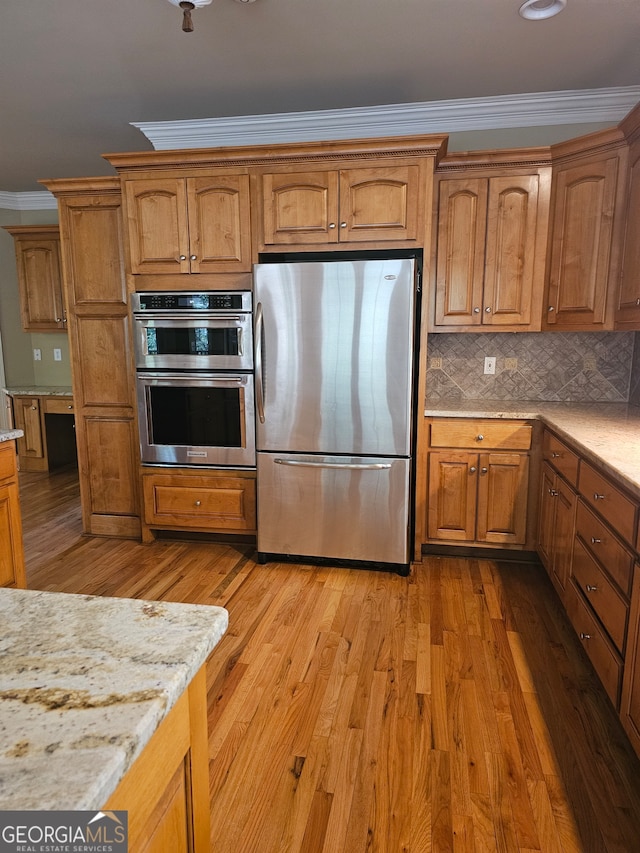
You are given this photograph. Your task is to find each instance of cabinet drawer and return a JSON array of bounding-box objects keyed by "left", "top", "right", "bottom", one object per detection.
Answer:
[
  {"left": 542, "top": 430, "right": 579, "bottom": 487},
  {"left": 43, "top": 397, "right": 74, "bottom": 414},
  {"left": 0, "top": 442, "right": 17, "bottom": 482},
  {"left": 143, "top": 474, "right": 256, "bottom": 532},
  {"left": 575, "top": 500, "right": 633, "bottom": 596},
  {"left": 571, "top": 536, "right": 628, "bottom": 653},
  {"left": 430, "top": 419, "right": 532, "bottom": 450},
  {"left": 578, "top": 461, "right": 637, "bottom": 546},
  {"left": 566, "top": 577, "right": 623, "bottom": 708}
]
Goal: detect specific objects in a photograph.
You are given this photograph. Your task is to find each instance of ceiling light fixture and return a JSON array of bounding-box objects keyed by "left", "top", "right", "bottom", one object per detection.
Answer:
[
  {"left": 519, "top": 0, "right": 567, "bottom": 20},
  {"left": 167, "top": 0, "right": 257, "bottom": 33}
]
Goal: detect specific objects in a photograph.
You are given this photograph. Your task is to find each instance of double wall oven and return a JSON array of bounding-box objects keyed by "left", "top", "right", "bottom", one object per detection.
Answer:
[{"left": 132, "top": 291, "right": 255, "bottom": 468}]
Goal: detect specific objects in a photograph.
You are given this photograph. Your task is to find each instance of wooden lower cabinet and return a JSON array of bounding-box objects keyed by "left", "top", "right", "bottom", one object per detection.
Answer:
[
  {"left": 621, "top": 564, "right": 640, "bottom": 757},
  {"left": 425, "top": 418, "right": 533, "bottom": 549},
  {"left": 0, "top": 440, "right": 26, "bottom": 588},
  {"left": 11, "top": 395, "right": 76, "bottom": 473},
  {"left": 537, "top": 461, "right": 576, "bottom": 599},
  {"left": 141, "top": 468, "right": 256, "bottom": 543},
  {"left": 104, "top": 665, "right": 209, "bottom": 852}
]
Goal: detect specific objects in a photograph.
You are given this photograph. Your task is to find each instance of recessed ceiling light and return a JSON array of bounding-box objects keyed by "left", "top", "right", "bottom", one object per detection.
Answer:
[{"left": 519, "top": 0, "right": 567, "bottom": 20}]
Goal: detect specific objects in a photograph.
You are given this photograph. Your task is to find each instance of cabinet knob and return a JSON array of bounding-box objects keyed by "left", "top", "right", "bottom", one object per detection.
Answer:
[
  {"left": 484, "top": 307, "right": 491, "bottom": 313},
  {"left": 590, "top": 537, "right": 601, "bottom": 544},
  {"left": 179, "top": 255, "right": 187, "bottom": 261},
  {"left": 636, "top": 298, "right": 640, "bottom": 306},
  {"left": 586, "top": 584, "right": 598, "bottom": 593},
  {"left": 473, "top": 307, "right": 480, "bottom": 314},
  {"left": 340, "top": 222, "right": 347, "bottom": 228},
  {"left": 579, "top": 632, "right": 591, "bottom": 640},
  {"left": 194, "top": 500, "right": 201, "bottom": 507},
  {"left": 31, "top": 405, "right": 37, "bottom": 410},
  {"left": 328, "top": 223, "right": 336, "bottom": 229},
  {"left": 469, "top": 466, "right": 477, "bottom": 473},
  {"left": 476, "top": 434, "right": 484, "bottom": 441},
  {"left": 549, "top": 488, "right": 558, "bottom": 497},
  {"left": 548, "top": 306, "right": 555, "bottom": 312},
  {"left": 67, "top": 405, "right": 73, "bottom": 410},
  {"left": 55, "top": 317, "right": 62, "bottom": 323},
  {"left": 551, "top": 452, "right": 562, "bottom": 458},
  {"left": 480, "top": 467, "right": 488, "bottom": 474},
  {"left": 190, "top": 255, "right": 197, "bottom": 261},
  {"left": 593, "top": 493, "right": 605, "bottom": 501}
]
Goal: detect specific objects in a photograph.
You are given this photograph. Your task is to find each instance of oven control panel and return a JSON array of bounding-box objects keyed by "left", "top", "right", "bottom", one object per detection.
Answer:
[{"left": 132, "top": 292, "right": 252, "bottom": 312}]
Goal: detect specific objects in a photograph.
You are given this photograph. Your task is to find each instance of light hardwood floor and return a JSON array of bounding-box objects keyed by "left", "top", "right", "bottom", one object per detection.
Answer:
[{"left": 19, "top": 467, "right": 640, "bottom": 852}]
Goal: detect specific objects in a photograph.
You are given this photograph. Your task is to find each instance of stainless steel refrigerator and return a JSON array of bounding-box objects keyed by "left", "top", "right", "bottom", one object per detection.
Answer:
[{"left": 254, "top": 257, "right": 419, "bottom": 574}]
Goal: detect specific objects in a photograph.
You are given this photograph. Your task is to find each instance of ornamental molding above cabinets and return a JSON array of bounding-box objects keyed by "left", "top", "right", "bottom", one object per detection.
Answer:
[{"left": 132, "top": 86, "right": 640, "bottom": 150}]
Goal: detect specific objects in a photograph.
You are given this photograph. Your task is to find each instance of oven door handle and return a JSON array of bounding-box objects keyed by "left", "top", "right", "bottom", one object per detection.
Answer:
[
  {"left": 274, "top": 459, "right": 392, "bottom": 470},
  {"left": 255, "top": 301, "right": 265, "bottom": 424},
  {"left": 133, "top": 312, "right": 248, "bottom": 322}
]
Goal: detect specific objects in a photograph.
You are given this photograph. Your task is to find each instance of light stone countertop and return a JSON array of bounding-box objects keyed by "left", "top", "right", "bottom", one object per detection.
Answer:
[
  {"left": 4, "top": 386, "right": 73, "bottom": 397},
  {"left": 0, "top": 429, "right": 22, "bottom": 442},
  {"left": 0, "top": 588, "right": 228, "bottom": 811},
  {"left": 425, "top": 400, "right": 640, "bottom": 501}
]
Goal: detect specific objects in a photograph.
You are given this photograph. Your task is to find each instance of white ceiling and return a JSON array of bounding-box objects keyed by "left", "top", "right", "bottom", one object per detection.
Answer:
[{"left": 1, "top": 0, "right": 639, "bottom": 193}]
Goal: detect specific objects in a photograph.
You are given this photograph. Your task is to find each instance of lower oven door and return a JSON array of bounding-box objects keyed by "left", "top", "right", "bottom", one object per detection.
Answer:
[{"left": 137, "top": 372, "right": 255, "bottom": 467}]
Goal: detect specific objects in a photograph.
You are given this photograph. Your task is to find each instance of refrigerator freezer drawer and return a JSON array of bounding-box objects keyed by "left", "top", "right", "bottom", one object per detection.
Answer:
[{"left": 257, "top": 453, "right": 411, "bottom": 567}]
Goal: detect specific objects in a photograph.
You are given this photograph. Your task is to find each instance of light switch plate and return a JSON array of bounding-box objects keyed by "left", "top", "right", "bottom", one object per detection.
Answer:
[{"left": 53, "top": 348, "right": 62, "bottom": 362}]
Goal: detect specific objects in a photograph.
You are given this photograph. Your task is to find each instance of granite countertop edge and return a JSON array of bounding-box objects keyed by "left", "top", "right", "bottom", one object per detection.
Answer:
[
  {"left": 424, "top": 400, "right": 640, "bottom": 501},
  {"left": 0, "top": 429, "right": 23, "bottom": 442},
  {"left": 0, "top": 588, "right": 229, "bottom": 811},
  {"left": 4, "top": 386, "right": 73, "bottom": 397}
]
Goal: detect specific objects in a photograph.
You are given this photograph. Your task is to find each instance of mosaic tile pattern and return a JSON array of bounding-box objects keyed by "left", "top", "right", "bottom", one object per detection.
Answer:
[{"left": 426, "top": 332, "right": 635, "bottom": 402}]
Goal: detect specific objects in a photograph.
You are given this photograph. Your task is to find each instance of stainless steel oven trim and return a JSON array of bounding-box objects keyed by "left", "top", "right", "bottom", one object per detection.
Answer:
[
  {"left": 136, "top": 371, "right": 256, "bottom": 468},
  {"left": 133, "top": 314, "right": 253, "bottom": 372}
]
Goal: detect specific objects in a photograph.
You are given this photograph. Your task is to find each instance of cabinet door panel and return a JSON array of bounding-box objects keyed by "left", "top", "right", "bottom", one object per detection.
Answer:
[
  {"left": 621, "top": 564, "right": 640, "bottom": 755},
  {"left": 435, "top": 179, "right": 487, "bottom": 326},
  {"left": 64, "top": 199, "right": 126, "bottom": 305},
  {"left": 83, "top": 418, "right": 139, "bottom": 518},
  {"left": 339, "top": 166, "right": 419, "bottom": 242},
  {"left": 18, "top": 240, "right": 64, "bottom": 329},
  {"left": 546, "top": 157, "right": 619, "bottom": 327},
  {"left": 125, "top": 179, "right": 190, "bottom": 273},
  {"left": 484, "top": 176, "right": 539, "bottom": 326},
  {"left": 14, "top": 397, "right": 44, "bottom": 459},
  {"left": 427, "top": 451, "right": 477, "bottom": 541},
  {"left": 553, "top": 477, "right": 576, "bottom": 594},
  {"left": 187, "top": 175, "right": 251, "bottom": 272},
  {"left": 262, "top": 172, "right": 339, "bottom": 245},
  {"left": 538, "top": 463, "right": 556, "bottom": 571},
  {"left": 477, "top": 452, "right": 528, "bottom": 544},
  {"left": 0, "top": 481, "right": 25, "bottom": 588},
  {"left": 74, "top": 317, "right": 133, "bottom": 408},
  {"left": 616, "top": 142, "right": 640, "bottom": 328}
]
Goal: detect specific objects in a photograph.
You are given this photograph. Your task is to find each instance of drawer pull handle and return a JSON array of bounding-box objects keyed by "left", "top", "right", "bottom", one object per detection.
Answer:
[
  {"left": 590, "top": 537, "right": 601, "bottom": 544},
  {"left": 579, "top": 632, "right": 591, "bottom": 640},
  {"left": 549, "top": 489, "right": 558, "bottom": 497},
  {"left": 551, "top": 452, "right": 562, "bottom": 458},
  {"left": 476, "top": 434, "right": 484, "bottom": 441},
  {"left": 585, "top": 584, "right": 598, "bottom": 593},
  {"left": 594, "top": 493, "right": 605, "bottom": 501},
  {"left": 194, "top": 500, "right": 202, "bottom": 507}
]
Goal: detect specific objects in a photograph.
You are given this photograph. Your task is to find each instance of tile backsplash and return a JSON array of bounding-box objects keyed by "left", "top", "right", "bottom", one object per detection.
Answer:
[{"left": 426, "top": 332, "right": 636, "bottom": 402}]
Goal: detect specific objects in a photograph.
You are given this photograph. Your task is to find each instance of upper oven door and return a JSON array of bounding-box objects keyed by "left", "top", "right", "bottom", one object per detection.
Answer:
[{"left": 133, "top": 313, "right": 253, "bottom": 371}]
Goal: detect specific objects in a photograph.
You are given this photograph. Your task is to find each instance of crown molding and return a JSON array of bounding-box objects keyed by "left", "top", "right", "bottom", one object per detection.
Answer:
[
  {"left": 132, "top": 86, "right": 640, "bottom": 150},
  {"left": 0, "top": 191, "right": 57, "bottom": 211}
]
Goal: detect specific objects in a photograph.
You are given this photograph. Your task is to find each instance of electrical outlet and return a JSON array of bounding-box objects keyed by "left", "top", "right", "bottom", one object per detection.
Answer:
[
  {"left": 33, "top": 348, "right": 42, "bottom": 361},
  {"left": 505, "top": 358, "right": 518, "bottom": 370},
  {"left": 53, "top": 348, "right": 62, "bottom": 362},
  {"left": 484, "top": 356, "right": 496, "bottom": 375},
  {"left": 430, "top": 357, "right": 443, "bottom": 369},
  {"left": 583, "top": 356, "right": 597, "bottom": 371}
]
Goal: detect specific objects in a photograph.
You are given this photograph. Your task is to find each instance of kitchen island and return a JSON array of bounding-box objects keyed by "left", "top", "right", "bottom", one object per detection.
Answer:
[{"left": 0, "top": 588, "right": 228, "bottom": 850}]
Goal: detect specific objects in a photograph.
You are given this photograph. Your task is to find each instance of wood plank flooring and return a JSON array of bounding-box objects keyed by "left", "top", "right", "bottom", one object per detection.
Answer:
[{"left": 18, "top": 467, "right": 640, "bottom": 852}]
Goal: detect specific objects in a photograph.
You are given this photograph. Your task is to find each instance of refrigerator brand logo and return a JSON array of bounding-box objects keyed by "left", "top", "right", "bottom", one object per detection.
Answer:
[{"left": 0, "top": 810, "right": 128, "bottom": 852}]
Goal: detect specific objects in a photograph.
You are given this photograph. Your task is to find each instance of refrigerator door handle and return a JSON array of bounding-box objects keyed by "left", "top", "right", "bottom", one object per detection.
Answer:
[
  {"left": 255, "top": 301, "right": 265, "bottom": 423},
  {"left": 274, "top": 459, "right": 392, "bottom": 470}
]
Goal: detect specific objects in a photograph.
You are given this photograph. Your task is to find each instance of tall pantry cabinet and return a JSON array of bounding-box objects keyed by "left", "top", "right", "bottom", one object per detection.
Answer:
[{"left": 40, "top": 177, "right": 141, "bottom": 538}]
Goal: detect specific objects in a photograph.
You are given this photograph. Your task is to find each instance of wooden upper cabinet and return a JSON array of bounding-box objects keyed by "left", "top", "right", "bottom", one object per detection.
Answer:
[
  {"left": 3, "top": 225, "right": 66, "bottom": 331},
  {"left": 433, "top": 172, "right": 546, "bottom": 330},
  {"left": 124, "top": 174, "right": 251, "bottom": 274},
  {"left": 545, "top": 141, "right": 626, "bottom": 330},
  {"left": 615, "top": 137, "right": 640, "bottom": 328},
  {"left": 261, "top": 165, "right": 421, "bottom": 247}
]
